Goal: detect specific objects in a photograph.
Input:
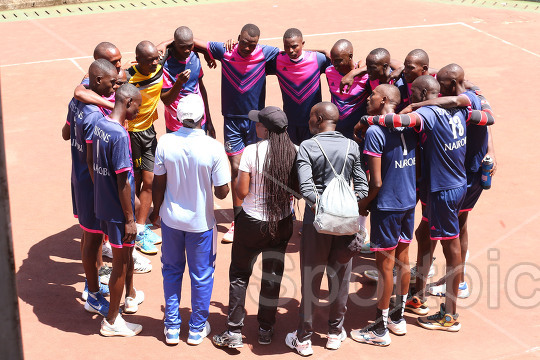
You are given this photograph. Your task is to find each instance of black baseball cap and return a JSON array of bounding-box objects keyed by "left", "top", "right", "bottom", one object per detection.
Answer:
[{"left": 248, "top": 106, "right": 288, "bottom": 133}]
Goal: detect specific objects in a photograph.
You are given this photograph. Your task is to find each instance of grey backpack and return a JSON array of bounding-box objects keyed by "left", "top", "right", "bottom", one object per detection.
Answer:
[{"left": 312, "top": 139, "right": 360, "bottom": 235}]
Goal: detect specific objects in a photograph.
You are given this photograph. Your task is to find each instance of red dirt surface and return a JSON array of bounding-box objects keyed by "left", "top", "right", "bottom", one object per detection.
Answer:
[{"left": 1, "top": 0, "right": 539, "bottom": 358}]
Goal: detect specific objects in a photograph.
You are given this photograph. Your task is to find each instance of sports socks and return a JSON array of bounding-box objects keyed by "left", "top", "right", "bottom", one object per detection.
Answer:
[{"left": 391, "top": 295, "right": 406, "bottom": 322}]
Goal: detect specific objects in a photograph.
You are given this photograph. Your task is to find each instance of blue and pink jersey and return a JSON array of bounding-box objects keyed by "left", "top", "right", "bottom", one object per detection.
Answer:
[
  {"left": 461, "top": 90, "right": 487, "bottom": 173},
  {"left": 267, "top": 51, "right": 331, "bottom": 127},
  {"left": 325, "top": 65, "right": 369, "bottom": 139},
  {"left": 162, "top": 50, "right": 206, "bottom": 131},
  {"left": 415, "top": 105, "right": 469, "bottom": 192},
  {"left": 92, "top": 117, "right": 136, "bottom": 223},
  {"left": 364, "top": 125, "right": 417, "bottom": 211},
  {"left": 207, "top": 42, "right": 279, "bottom": 118}
]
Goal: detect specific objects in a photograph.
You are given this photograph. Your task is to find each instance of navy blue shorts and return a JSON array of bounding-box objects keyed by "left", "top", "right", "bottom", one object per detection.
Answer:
[
  {"left": 100, "top": 220, "right": 135, "bottom": 248},
  {"left": 461, "top": 170, "right": 483, "bottom": 213},
  {"left": 423, "top": 185, "right": 466, "bottom": 241},
  {"left": 224, "top": 116, "right": 258, "bottom": 156},
  {"left": 370, "top": 208, "right": 415, "bottom": 251},
  {"left": 287, "top": 125, "right": 311, "bottom": 146},
  {"left": 72, "top": 179, "right": 101, "bottom": 233}
]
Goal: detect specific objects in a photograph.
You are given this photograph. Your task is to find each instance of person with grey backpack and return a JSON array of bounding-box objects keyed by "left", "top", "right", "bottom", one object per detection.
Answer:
[{"left": 286, "top": 102, "right": 368, "bottom": 356}]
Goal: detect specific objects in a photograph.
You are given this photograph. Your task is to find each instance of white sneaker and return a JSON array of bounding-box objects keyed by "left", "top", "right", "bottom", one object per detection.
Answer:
[
  {"left": 326, "top": 328, "right": 347, "bottom": 350},
  {"left": 428, "top": 282, "right": 470, "bottom": 298},
  {"left": 102, "top": 241, "right": 113, "bottom": 259},
  {"left": 350, "top": 327, "right": 391, "bottom": 346},
  {"left": 285, "top": 331, "right": 313, "bottom": 356},
  {"left": 387, "top": 318, "right": 407, "bottom": 335},
  {"left": 100, "top": 314, "right": 142, "bottom": 337},
  {"left": 133, "top": 255, "right": 152, "bottom": 274},
  {"left": 124, "top": 289, "right": 145, "bottom": 314},
  {"left": 164, "top": 327, "right": 180, "bottom": 345},
  {"left": 187, "top": 321, "right": 211, "bottom": 345},
  {"left": 132, "top": 249, "right": 151, "bottom": 264},
  {"left": 222, "top": 222, "right": 234, "bottom": 243}
]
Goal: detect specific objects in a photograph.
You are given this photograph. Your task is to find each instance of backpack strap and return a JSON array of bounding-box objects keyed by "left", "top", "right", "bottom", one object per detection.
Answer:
[
  {"left": 312, "top": 138, "right": 339, "bottom": 178},
  {"left": 340, "top": 140, "right": 351, "bottom": 176}
]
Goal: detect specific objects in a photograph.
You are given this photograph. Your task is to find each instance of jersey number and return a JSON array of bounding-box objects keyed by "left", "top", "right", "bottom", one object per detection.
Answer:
[{"left": 448, "top": 116, "right": 464, "bottom": 139}]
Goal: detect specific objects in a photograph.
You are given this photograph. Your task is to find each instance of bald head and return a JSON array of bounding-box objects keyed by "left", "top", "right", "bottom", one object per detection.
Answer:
[
  {"left": 135, "top": 40, "right": 159, "bottom": 75},
  {"left": 411, "top": 75, "right": 440, "bottom": 102},
  {"left": 174, "top": 26, "right": 193, "bottom": 43},
  {"left": 312, "top": 102, "right": 340, "bottom": 124},
  {"left": 331, "top": 39, "right": 353, "bottom": 56},
  {"left": 366, "top": 48, "right": 391, "bottom": 81},
  {"left": 377, "top": 84, "right": 401, "bottom": 105},
  {"left": 136, "top": 40, "right": 157, "bottom": 58},
  {"left": 367, "top": 48, "right": 390, "bottom": 63},
  {"left": 88, "top": 59, "right": 117, "bottom": 96},
  {"left": 93, "top": 42, "right": 122, "bottom": 71},
  {"left": 437, "top": 63, "right": 465, "bottom": 96},
  {"left": 406, "top": 49, "right": 429, "bottom": 66},
  {"left": 115, "top": 83, "right": 142, "bottom": 121},
  {"left": 115, "top": 83, "right": 141, "bottom": 103}
]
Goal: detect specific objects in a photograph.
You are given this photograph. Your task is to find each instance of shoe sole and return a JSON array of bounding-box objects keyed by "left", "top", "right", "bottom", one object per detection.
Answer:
[
  {"left": 166, "top": 339, "right": 179, "bottom": 345},
  {"left": 84, "top": 302, "right": 107, "bottom": 317},
  {"left": 417, "top": 319, "right": 461, "bottom": 332},
  {"left": 221, "top": 239, "right": 233, "bottom": 244},
  {"left": 134, "top": 268, "right": 152, "bottom": 274},
  {"left": 258, "top": 340, "right": 271, "bottom": 345},
  {"left": 405, "top": 306, "right": 430, "bottom": 316},
  {"left": 100, "top": 327, "right": 142, "bottom": 337},
  {"left": 212, "top": 340, "right": 244, "bottom": 348},
  {"left": 350, "top": 334, "right": 390, "bottom": 347},
  {"left": 387, "top": 327, "right": 407, "bottom": 336},
  {"left": 124, "top": 298, "right": 143, "bottom": 314},
  {"left": 136, "top": 247, "right": 158, "bottom": 255},
  {"left": 428, "top": 290, "right": 470, "bottom": 299}
]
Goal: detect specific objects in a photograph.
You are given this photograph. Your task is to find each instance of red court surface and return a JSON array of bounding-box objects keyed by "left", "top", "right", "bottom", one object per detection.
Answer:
[{"left": 1, "top": 0, "right": 540, "bottom": 358}]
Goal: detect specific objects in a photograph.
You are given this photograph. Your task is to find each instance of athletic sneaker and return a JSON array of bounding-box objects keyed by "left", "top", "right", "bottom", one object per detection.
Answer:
[
  {"left": 144, "top": 225, "right": 162, "bottom": 245},
  {"left": 258, "top": 327, "right": 273, "bottom": 345},
  {"left": 102, "top": 241, "right": 113, "bottom": 259},
  {"left": 387, "top": 318, "right": 407, "bottom": 335},
  {"left": 187, "top": 321, "right": 211, "bottom": 345},
  {"left": 100, "top": 314, "right": 142, "bottom": 337},
  {"left": 133, "top": 254, "right": 152, "bottom": 274},
  {"left": 360, "top": 230, "right": 372, "bottom": 254},
  {"left": 82, "top": 280, "right": 109, "bottom": 301},
  {"left": 285, "top": 331, "right": 313, "bottom": 356},
  {"left": 164, "top": 327, "right": 180, "bottom": 345},
  {"left": 404, "top": 296, "right": 429, "bottom": 315},
  {"left": 124, "top": 289, "right": 145, "bottom": 314},
  {"left": 410, "top": 258, "right": 436, "bottom": 283},
  {"left": 98, "top": 265, "right": 112, "bottom": 285},
  {"left": 364, "top": 258, "right": 436, "bottom": 284},
  {"left": 212, "top": 330, "right": 243, "bottom": 348},
  {"left": 428, "top": 281, "right": 470, "bottom": 299},
  {"left": 132, "top": 248, "right": 151, "bottom": 263},
  {"left": 222, "top": 221, "right": 234, "bottom": 243},
  {"left": 84, "top": 291, "right": 110, "bottom": 317},
  {"left": 135, "top": 228, "right": 158, "bottom": 255},
  {"left": 350, "top": 326, "right": 391, "bottom": 347},
  {"left": 326, "top": 328, "right": 347, "bottom": 350},
  {"left": 417, "top": 304, "right": 461, "bottom": 332}
]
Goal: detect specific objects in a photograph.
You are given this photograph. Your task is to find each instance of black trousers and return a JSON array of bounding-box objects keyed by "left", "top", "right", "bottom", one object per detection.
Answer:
[
  {"left": 227, "top": 210, "right": 293, "bottom": 333},
  {"left": 296, "top": 223, "right": 355, "bottom": 341}
]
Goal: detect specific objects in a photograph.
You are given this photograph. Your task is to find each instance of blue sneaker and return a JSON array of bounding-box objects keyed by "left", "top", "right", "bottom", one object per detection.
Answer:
[
  {"left": 164, "top": 327, "right": 180, "bottom": 345},
  {"left": 144, "top": 225, "right": 162, "bottom": 245},
  {"left": 84, "top": 291, "right": 110, "bottom": 317},
  {"left": 135, "top": 228, "right": 158, "bottom": 255},
  {"left": 187, "top": 321, "right": 211, "bottom": 345},
  {"left": 82, "top": 280, "right": 110, "bottom": 301}
]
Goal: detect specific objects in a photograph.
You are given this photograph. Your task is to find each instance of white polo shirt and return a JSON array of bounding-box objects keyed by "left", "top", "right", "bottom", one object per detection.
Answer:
[{"left": 154, "top": 127, "right": 230, "bottom": 232}]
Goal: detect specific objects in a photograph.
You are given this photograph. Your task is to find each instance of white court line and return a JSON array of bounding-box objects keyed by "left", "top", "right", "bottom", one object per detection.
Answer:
[
  {"left": 458, "top": 22, "right": 540, "bottom": 58},
  {"left": 69, "top": 58, "right": 85, "bottom": 74},
  {"left": 0, "top": 22, "right": 462, "bottom": 68}
]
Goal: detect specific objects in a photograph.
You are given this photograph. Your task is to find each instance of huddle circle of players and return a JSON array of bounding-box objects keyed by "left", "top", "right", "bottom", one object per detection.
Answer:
[{"left": 64, "top": 22, "right": 496, "bottom": 353}]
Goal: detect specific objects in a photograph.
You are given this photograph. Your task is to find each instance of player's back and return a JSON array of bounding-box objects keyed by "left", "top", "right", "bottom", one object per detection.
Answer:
[
  {"left": 415, "top": 105, "right": 468, "bottom": 193},
  {"left": 67, "top": 98, "right": 104, "bottom": 185}
]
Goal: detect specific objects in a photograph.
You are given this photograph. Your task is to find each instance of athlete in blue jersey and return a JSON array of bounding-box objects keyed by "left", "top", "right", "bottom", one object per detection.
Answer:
[
  {"left": 61, "top": 59, "right": 117, "bottom": 317},
  {"left": 358, "top": 75, "right": 494, "bottom": 332},
  {"left": 266, "top": 28, "right": 331, "bottom": 145},
  {"left": 350, "top": 85, "right": 417, "bottom": 346},
  {"left": 161, "top": 26, "right": 215, "bottom": 137},
  {"left": 194, "top": 23, "right": 280, "bottom": 242},
  {"left": 402, "top": 64, "right": 497, "bottom": 299},
  {"left": 91, "top": 83, "right": 144, "bottom": 337}
]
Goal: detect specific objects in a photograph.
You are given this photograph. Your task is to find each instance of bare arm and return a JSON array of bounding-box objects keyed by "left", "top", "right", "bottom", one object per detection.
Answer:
[
  {"left": 160, "top": 70, "right": 190, "bottom": 106},
  {"left": 214, "top": 184, "right": 230, "bottom": 200},
  {"left": 199, "top": 78, "right": 216, "bottom": 139},
  {"left": 117, "top": 171, "right": 137, "bottom": 242},
  {"left": 358, "top": 155, "right": 381, "bottom": 216},
  {"left": 74, "top": 84, "right": 114, "bottom": 110},
  {"left": 405, "top": 94, "right": 471, "bottom": 112},
  {"left": 340, "top": 66, "right": 368, "bottom": 94},
  {"left": 62, "top": 122, "right": 70, "bottom": 141},
  {"left": 193, "top": 38, "right": 216, "bottom": 69},
  {"left": 149, "top": 173, "right": 166, "bottom": 227},
  {"left": 235, "top": 170, "right": 250, "bottom": 200}
]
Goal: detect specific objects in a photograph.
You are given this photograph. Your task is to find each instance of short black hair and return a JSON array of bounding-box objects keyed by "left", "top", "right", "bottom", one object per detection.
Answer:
[
  {"left": 174, "top": 26, "right": 193, "bottom": 42},
  {"left": 241, "top": 23, "right": 260, "bottom": 38},
  {"left": 283, "top": 28, "right": 303, "bottom": 40},
  {"left": 115, "top": 83, "right": 140, "bottom": 102},
  {"left": 93, "top": 42, "right": 118, "bottom": 60},
  {"left": 368, "top": 47, "right": 390, "bottom": 59},
  {"left": 407, "top": 49, "right": 429, "bottom": 66}
]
